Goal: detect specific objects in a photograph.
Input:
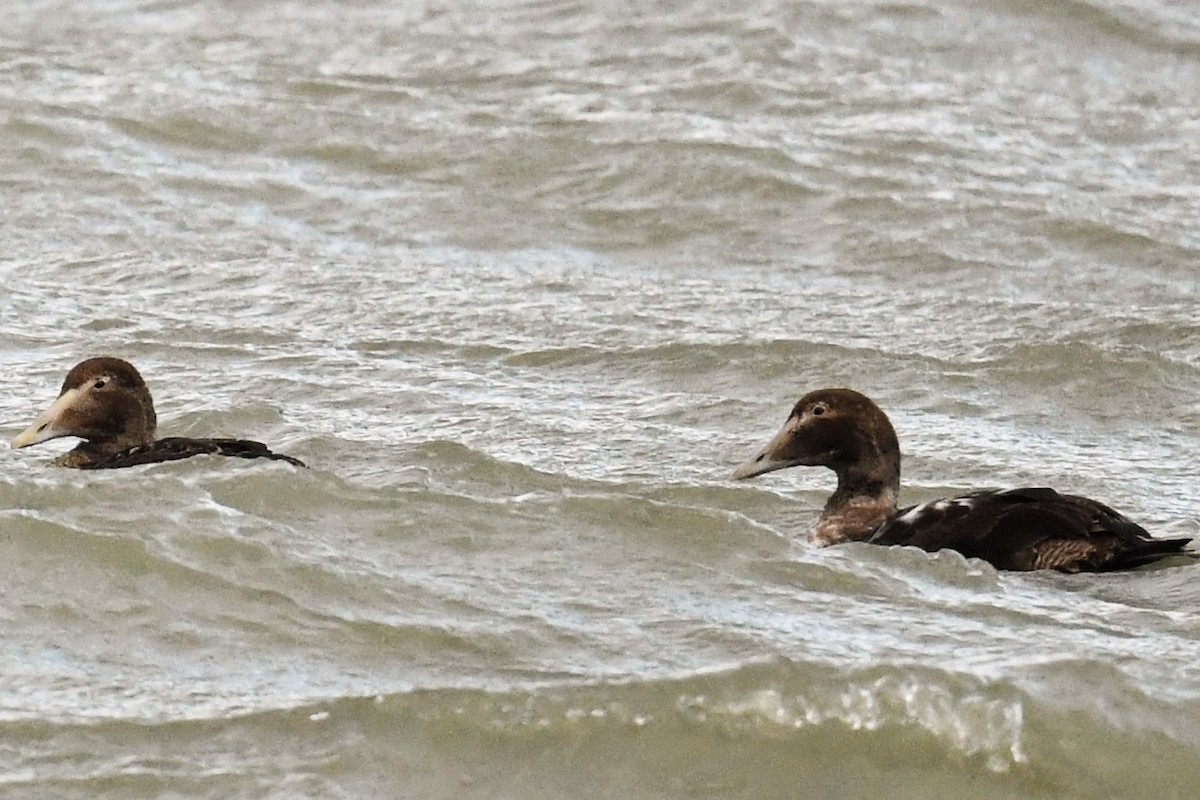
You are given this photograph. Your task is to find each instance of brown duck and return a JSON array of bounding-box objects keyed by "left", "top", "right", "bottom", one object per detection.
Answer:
[
  {"left": 12, "top": 357, "right": 306, "bottom": 469},
  {"left": 733, "top": 388, "right": 1190, "bottom": 572}
]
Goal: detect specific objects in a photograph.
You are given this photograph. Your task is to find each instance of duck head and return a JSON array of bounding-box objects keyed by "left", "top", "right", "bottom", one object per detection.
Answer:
[{"left": 13, "top": 357, "right": 157, "bottom": 456}]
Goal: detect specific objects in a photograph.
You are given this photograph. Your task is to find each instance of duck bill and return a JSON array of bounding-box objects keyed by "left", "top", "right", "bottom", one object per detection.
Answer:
[
  {"left": 732, "top": 419, "right": 803, "bottom": 479},
  {"left": 11, "top": 388, "right": 82, "bottom": 449}
]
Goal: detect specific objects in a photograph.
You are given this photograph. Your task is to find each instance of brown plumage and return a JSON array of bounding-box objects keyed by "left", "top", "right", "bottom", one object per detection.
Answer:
[
  {"left": 733, "top": 388, "right": 1190, "bottom": 572},
  {"left": 12, "top": 357, "right": 306, "bottom": 469}
]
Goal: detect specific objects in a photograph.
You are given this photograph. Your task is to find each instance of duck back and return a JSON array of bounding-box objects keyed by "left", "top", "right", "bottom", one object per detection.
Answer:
[
  {"left": 81, "top": 437, "right": 307, "bottom": 469},
  {"left": 870, "top": 488, "right": 1190, "bottom": 572}
]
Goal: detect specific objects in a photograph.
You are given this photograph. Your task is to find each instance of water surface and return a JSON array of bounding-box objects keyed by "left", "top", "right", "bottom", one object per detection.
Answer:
[{"left": 1, "top": 1, "right": 1199, "bottom": 798}]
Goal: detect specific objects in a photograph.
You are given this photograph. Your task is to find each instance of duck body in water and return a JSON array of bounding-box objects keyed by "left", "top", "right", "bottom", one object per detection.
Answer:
[
  {"left": 12, "top": 357, "right": 306, "bottom": 469},
  {"left": 733, "top": 388, "right": 1189, "bottom": 572}
]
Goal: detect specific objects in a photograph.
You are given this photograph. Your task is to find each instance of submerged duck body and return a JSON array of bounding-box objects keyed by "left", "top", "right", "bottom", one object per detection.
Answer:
[
  {"left": 733, "top": 388, "right": 1190, "bottom": 572},
  {"left": 12, "top": 357, "right": 306, "bottom": 469}
]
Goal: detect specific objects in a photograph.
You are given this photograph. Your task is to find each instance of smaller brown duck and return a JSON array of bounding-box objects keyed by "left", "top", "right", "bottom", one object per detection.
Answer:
[
  {"left": 733, "top": 388, "right": 1190, "bottom": 572},
  {"left": 12, "top": 357, "right": 306, "bottom": 469}
]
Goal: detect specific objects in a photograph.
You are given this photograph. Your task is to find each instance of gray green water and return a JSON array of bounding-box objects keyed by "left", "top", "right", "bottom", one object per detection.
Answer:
[{"left": 1, "top": 1, "right": 1199, "bottom": 797}]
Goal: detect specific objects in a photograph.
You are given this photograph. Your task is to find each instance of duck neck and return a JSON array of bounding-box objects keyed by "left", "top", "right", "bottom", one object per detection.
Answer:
[{"left": 811, "top": 459, "right": 901, "bottom": 546}]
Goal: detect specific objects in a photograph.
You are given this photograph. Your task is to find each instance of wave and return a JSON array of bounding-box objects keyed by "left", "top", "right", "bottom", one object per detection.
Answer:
[{"left": 5, "top": 658, "right": 1199, "bottom": 799}]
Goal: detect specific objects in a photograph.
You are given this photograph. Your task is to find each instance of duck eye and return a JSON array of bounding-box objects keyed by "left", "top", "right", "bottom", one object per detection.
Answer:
[
  {"left": 811, "top": 404, "right": 826, "bottom": 416},
  {"left": 93, "top": 379, "right": 107, "bottom": 389}
]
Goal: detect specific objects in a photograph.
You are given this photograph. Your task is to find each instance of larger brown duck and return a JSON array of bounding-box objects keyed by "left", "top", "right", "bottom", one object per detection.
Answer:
[
  {"left": 733, "top": 388, "right": 1190, "bottom": 572},
  {"left": 12, "top": 357, "right": 306, "bottom": 469}
]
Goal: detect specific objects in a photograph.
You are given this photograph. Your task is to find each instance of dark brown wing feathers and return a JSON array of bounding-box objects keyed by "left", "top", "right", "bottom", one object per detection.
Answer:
[
  {"left": 81, "top": 437, "right": 307, "bottom": 469},
  {"left": 872, "top": 488, "right": 1190, "bottom": 572}
]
